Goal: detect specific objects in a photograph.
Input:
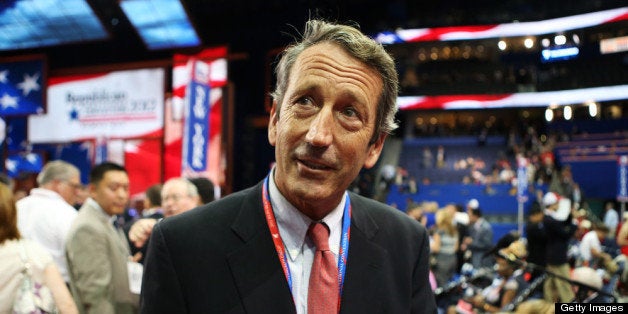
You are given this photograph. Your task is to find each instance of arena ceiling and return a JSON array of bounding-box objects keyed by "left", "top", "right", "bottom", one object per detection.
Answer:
[{"left": 1, "top": 0, "right": 625, "bottom": 71}]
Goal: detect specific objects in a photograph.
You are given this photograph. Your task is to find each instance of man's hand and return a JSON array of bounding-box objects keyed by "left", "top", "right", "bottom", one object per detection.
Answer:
[{"left": 129, "top": 218, "right": 158, "bottom": 248}]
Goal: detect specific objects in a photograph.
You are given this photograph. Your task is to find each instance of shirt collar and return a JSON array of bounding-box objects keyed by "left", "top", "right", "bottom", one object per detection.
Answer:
[
  {"left": 268, "top": 169, "right": 345, "bottom": 260},
  {"left": 86, "top": 197, "right": 117, "bottom": 225},
  {"left": 142, "top": 207, "right": 163, "bottom": 217},
  {"left": 29, "top": 187, "right": 65, "bottom": 200}
]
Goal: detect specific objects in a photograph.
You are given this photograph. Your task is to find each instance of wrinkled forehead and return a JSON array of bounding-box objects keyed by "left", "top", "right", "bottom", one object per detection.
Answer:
[
  {"left": 293, "top": 42, "right": 379, "bottom": 79},
  {"left": 288, "top": 42, "right": 383, "bottom": 103},
  {"left": 162, "top": 181, "right": 188, "bottom": 195}
]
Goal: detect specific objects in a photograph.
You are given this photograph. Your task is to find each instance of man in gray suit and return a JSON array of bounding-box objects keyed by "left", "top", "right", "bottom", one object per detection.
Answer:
[{"left": 66, "top": 162, "right": 138, "bottom": 314}]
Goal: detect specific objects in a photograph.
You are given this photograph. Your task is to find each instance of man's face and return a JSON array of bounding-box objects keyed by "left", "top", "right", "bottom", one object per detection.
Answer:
[
  {"left": 529, "top": 212, "right": 543, "bottom": 223},
  {"left": 268, "top": 42, "right": 385, "bottom": 218},
  {"left": 161, "top": 181, "right": 199, "bottom": 217},
  {"left": 468, "top": 210, "right": 478, "bottom": 224},
  {"left": 58, "top": 174, "right": 82, "bottom": 205},
  {"left": 90, "top": 170, "right": 129, "bottom": 216}
]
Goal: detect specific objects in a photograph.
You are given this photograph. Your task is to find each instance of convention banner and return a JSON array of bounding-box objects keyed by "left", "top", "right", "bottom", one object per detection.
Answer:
[
  {"left": 27, "top": 68, "right": 164, "bottom": 143},
  {"left": 167, "top": 47, "right": 227, "bottom": 187},
  {"left": 618, "top": 155, "right": 628, "bottom": 202},
  {"left": 0, "top": 56, "right": 46, "bottom": 116}
]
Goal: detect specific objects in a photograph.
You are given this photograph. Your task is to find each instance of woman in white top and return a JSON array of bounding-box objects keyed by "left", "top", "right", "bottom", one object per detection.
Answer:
[{"left": 0, "top": 183, "right": 77, "bottom": 314}]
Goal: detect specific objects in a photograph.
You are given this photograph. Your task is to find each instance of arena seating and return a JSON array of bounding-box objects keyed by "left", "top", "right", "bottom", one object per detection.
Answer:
[
  {"left": 386, "top": 182, "right": 537, "bottom": 244},
  {"left": 553, "top": 131, "right": 628, "bottom": 200},
  {"left": 398, "top": 136, "right": 510, "bottom": 184}
]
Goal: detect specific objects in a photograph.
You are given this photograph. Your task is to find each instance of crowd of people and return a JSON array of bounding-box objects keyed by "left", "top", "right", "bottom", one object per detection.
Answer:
[
  {"left": 2, "top": 19, "right": 438, "bottom": 314},
  {"left": 405, "top": 189, "right": 627, "bottom": 312},
  {"left": 1, "top": 16, "right": 624, "bottom": 314},
  {"left": 0, "top": 160, "right": 216, "bottom": 313}
]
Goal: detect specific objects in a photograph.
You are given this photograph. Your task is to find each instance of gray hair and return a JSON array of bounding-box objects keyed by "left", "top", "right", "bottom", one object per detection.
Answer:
[
  {"left": 270, "top": 19, "right": 399, "bottom": 144},
  {"left": 163, "top": 178, "right": 199, "bottom": 197},
  {"left": 37, "top": 160, "right": 80, "bottom": 186}
]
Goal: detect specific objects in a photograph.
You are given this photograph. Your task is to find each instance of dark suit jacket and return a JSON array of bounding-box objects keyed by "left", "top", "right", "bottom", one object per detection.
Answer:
[
  {"left": 140, "top": 181, "right": 436, "bottom": 313},
  {"left": 543, "top": 214, "right": 577, "bottom": 265}
]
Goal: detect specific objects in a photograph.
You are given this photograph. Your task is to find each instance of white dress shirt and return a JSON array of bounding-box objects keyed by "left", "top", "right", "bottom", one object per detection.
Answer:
[
  {"left": 579, "top": 230, "right": 601, "bottom": 263},
  {"left": 604, "top": 209, "right": 619, "bottom": 233},
  {"left": 268, "top": 172, "right": 345, "bottom": 314},
  {"left": 17, "top": 188, "right": 78, "bottom": 282}
]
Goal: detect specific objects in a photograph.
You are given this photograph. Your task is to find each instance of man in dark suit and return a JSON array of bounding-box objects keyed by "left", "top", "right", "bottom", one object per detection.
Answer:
[
  {"left": 462, "top": 207, "right": 494, "bottom": 269},
  {"left": 141, "top": 19, "right": 436, "bottom": 314}
]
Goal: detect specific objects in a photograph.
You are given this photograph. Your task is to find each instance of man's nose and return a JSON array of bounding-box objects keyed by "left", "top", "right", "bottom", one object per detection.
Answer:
[{"left": 305, "top": 107, "right": 333, "bottom": 146}]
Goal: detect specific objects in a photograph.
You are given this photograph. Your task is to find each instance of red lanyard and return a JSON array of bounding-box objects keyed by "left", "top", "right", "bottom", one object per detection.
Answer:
[{"left": 262, "top": 175, "right": 351, "bottom": 311}]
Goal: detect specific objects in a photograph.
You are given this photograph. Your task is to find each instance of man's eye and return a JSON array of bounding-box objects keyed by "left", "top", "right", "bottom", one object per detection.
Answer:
[
  {"left": 295, "top": 96, "right": 314, "bottom": 106},
  {"left": 342, "top": 107, "right": 359, "bottom": 118}
]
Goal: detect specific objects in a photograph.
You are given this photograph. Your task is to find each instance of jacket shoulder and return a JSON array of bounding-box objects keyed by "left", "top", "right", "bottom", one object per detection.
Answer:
[{"left": 158, "top": 183, "right": 262, "bottom": 233}]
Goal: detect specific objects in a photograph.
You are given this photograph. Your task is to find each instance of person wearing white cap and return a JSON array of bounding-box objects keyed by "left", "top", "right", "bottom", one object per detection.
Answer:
[
  {"left": 542, "top": 191, "right": 577, "bottom": 303},
  {"left": 466, "top": 198, "right": 479, "bottom": 211}
]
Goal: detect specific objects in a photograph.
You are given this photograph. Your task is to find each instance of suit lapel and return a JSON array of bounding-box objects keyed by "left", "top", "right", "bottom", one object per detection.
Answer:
[
  {"left": 340, "top": 195, "right": 386, "bottom": 313},
  {"left": 226, "top": 183, "right": 296, "bottom": 313},
  {"left": 84, "top": 203, "right": 130, "bottom": 256}
]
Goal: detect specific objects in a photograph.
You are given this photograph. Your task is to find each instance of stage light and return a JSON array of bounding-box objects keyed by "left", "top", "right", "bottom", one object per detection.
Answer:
[
  {"left": 588, "top": 102, "right": 598, "bottom": 117},
  {"left": 554, "top": 35, "right": 567, "bottom": 45},
  {"left": 524, "top": 38, "right": 534, "bottom": 49},
  {"left": 541, "top": 38, "right": 550, "bottom": 48},
  {"left": 563, "top": 105, "right": 572, "bottom": 120},
  {"left": 545, "top": 108, "right": 554, "bottom": 122},
  {"left": 498, "top": 40, "right": 507, "bottom": 51}
]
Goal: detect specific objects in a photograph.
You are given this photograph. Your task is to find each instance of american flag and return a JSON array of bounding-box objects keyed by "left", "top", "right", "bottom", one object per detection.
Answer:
[
  {"left": 5, "top": 152, "right": 43, "bottom": 178},
  {"left": 0, "top": 58, "right": 45, "bottom": 116}
]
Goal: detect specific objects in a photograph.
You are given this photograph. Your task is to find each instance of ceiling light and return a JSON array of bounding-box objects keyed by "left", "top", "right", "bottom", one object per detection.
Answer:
[
  {"left": 545, "top": 108, "right": 554, "bottom": 122},
  {"left": 120, "top": 0, "right": 201, "bottom": 50},
  {"left": 588, "top": 102, "right": 598, "bottom": 117},
  {"left": 554, "top": 35, "right": 567, "bottom": 45},
  {"left": 0, "top": 0, "right": 108, "bottom": 51},
  {"left": 563, "top": 106, "right": 572, "bottom": 120},
  {"left": 498, "top": 40, "right": 507, "bottom": 51}
]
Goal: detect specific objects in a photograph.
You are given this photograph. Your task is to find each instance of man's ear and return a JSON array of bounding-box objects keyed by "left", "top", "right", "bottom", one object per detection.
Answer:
[
  {"left": 87, "top": 183, "right": 97, "bottom": 198},
  {"left": 268, "top": 100, "right": 278, "bottom": 147},
  {"left": 364, "top": 133, "right": 387, "bottom": 169}
]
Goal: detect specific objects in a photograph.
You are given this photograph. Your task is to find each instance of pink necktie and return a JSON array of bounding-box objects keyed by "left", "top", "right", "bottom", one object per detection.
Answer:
[{"left": 307, "top": 222, "right": 339, "bottom": 314}]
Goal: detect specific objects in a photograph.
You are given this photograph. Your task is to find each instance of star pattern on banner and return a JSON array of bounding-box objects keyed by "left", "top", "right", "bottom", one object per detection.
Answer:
[
  {"left": 17, "top": 72, "right": 40, "bottom": 96},
  {"left": 69, "top": 108, "right": 79, "bottom": 120},
  {"left": 0, "top": 93, "right": 18, "bottom": 109},
  {"left": 5, "top": 158, "right": 17, "bottom": 174},
  {"left": 0, "top": 70, "right": 8, "bottom": 83},
  {"left": 0, "top": 59, "right": 45, "bottom": 116},
  {"left": 5, "top": 152, "right": 44, "bottom": 178}
]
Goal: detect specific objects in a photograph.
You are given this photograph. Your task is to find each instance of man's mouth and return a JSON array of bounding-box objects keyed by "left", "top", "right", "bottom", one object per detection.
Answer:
[{"left": 299, "top": 158, "right": 333, "bottom": 171}]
